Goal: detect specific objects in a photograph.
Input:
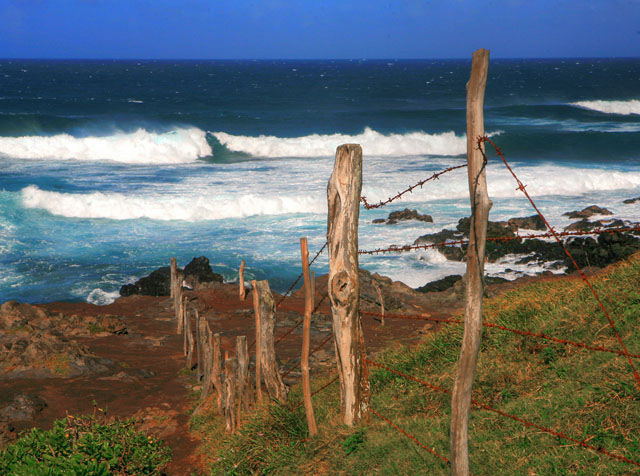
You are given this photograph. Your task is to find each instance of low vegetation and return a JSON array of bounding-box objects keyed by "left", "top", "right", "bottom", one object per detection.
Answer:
[
  {"left": 0, "top": 410, "right": 171, "bottom": 476},
  {"left": 193, "top": 253, "right": 640, "bottom": 475}
]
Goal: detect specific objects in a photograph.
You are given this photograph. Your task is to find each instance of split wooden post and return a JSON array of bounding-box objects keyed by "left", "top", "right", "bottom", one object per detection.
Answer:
[
  {"left": 251, "top": 280, "right": 263, "bottom": 403},
  {"left": 327, "top": 144, "right": 370, "bottom": 425},
  {"left": 182, "top": 296, "right": 188, "bottom": 356},
  {"left": 300, "top": 238, "right": 318, "bottom": 436},
  {"left": 372, "top": 280, "right": 385, "bottom": 326},
  {"left": 450, "top": 48, "right": 492, "bottom": 476},
  {"left": 254, "top": 280, "right": 288, "bottom": 402},
  {"left": 239, "top": 260, "right": 246, "bottom": 301},
  {"left": 212, "top": 333, "right": 224, "bottom": 415},
  {"left": 201, "top": 321, "right": 213, "bottom": 399},
  {"left": 170, "top": 257, "right": 177, "bottom": 298},
  {"left": 236, "top": 336, "right": 250, "bottom": 414},
  {"left": 223, "top": 351, "right": 237, "bottom": 433},
  {"left": 176, "top": 272, "right": 184, "bottom": 334}
]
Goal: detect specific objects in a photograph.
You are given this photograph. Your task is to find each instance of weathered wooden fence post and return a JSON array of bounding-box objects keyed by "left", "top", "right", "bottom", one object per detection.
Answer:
[
  {"left": 236, "top": 335, "right": 250, "bottom": 415},
  {"left": 176, "top": 272, "right": 184, "bottom": 334},
  {"left": 223, "top": 351, "right": 237, "bottom": 433},
  {"left": 311, "top": 271, "right": 316, "bottom": 308},
  {"left": 201, "top": 321, "right": 213, "bottom": 400},
  {"left": 372, "top": 280, "right": 385, "bottom": 326},
  {"left": 327, "top": 144, "right": 370, "bottom": 425},
  {"left": 239, "top": 260, "right": 246, "bottom": 301},
  {"left": 254, "top": 280, "right": 288, "bottom": 402},
  {"left": 195, "top": 309, "right": 203, "bottom": 380},
  {"left": 212, "top": 333, "right": 224, "bottom": 415},
  {"left": 300, "top": 237, "right": 318, "bottom": 436},
  {"left": 450, "top": 48, "right": 491, "bottom": 476},
  {"left": 251, "top": 280, "right": 263, "bottom": 403},
  {"left": 170, "top": 257, "right": 177, "bottom": 299}
]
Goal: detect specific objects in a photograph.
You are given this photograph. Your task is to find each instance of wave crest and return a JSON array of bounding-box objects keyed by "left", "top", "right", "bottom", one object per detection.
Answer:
[
  {"left": 21, "top": 185, "right": 324, "bottom": 221},
  {"left": 212, "top": 127, "right": 467, "bottom": 158},
  {"left": 0, "top": 127, "right": 212, "bottom": 164},
  {"left": 571, "top": 99, "right": 640, "bottom": 116}
]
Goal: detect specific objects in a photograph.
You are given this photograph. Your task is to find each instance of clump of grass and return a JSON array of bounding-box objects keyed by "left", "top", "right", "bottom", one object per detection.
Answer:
[{"left": 196, "top": 253, "right": 640, "bottom": 475}]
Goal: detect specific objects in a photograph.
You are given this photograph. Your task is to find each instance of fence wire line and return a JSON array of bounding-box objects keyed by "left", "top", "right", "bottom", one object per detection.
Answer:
[
  {"left": 292, "top": 374, "right": 339, "bottom": 410},
  {"left": 370, "top": 407, "right": 451, "bottom": 465},
  {"left": 360, "top": 310, "right": 640, "bottom": 359},
  {"left": 479, "top": 136, "right": 640, "bottom": 390},
  {"left": 360, "top": 164, "right": 468, "bottom": 210},
  {"left": 282, "top": 331, "right": 334, "bottom": 379},
  {"left": 366, "top": 359, "right": 640, "bottom": 468},
  {"left": 276, "top": 293, "right": 329, "bottom": 346},
  {"left": 358, "top": 225, "right": 640, "bottom": 255}
]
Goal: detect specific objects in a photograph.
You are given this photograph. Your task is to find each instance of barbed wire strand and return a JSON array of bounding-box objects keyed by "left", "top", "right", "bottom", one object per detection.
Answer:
[
  {"left": 360, "top": 310, "right": 640, "bottom": 360},
  {"left": 361, "top": 164, "right": 468, "bottom": 210},
  {"left": 366, "top": 359, "right": 640, "bottom": 468},
  {"left": 479, "top": 136, "right": 640, "bottom": 390}
]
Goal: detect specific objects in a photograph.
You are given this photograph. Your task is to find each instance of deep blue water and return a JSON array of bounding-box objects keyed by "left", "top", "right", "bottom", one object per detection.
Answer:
[{"left": 1, "top": 58, "right": 639, "bottom": 303}]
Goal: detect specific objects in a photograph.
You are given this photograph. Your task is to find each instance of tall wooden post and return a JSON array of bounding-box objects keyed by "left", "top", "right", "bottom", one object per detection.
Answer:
[
  {"left": 251, "top": 280, "right": 263, "bottom": 403},
  {"left": 239, "top": 260, "right": 246, "bottom": 301},
  {"left": 327, "top": 144, "right": 370, "bottom": 425},
  {"left": 201, "top": 321, "right": 213, "bottom": 399},
  {"left": 450, "top": 48, "right": 491, "bottom": 476},
  {"left": 195, "top": 309, "right": 203, "bottom": 380},
  {"left": 223, "top": 352, "right": 237, "bottom": 433},
  {"left": 176, "top": 272, "right": 184, "bottom": 334},
  {"left": 300, "top": 237, "right": 318, "bottom": 436},
  {"left": 254, "top": 280, "right": 288, "bottom": 402}
]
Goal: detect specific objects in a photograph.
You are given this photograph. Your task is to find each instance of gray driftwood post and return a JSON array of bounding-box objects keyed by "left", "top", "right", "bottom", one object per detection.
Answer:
[
  {"left": 212, "top": 333, "right": 224, "bottom": 415},
  {"left": 236, "top": 336, "right": 250, "bottom": 415},
  {"left": 239, "top": 260, "right": 246, "bottom": 301},
  {"left": 251, "top": 280, "right": 263, "bottom": 403},
  {"left": 450, "top": 48, "right": 491, "bottom": 476},
  {"left": 254, "top": 280, "right": 288, "bottom": 402},
  {"left": 201, "top": 321, "right": 213, "bottom": 399},
  {"left": 327, "top": 144, "right": 370, "bottom": 425},
  {"left": 223, "top": 351, "right": 237, "bottom": 433},
  {"left": 300, "top": 237, "right": 318, "bottom": 436}
]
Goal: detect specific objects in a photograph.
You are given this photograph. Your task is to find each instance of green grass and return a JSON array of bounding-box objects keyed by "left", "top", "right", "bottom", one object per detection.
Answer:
[
  {"left": 194, "top": 253, "right": 640, "bottom": 475},
  {"left": 0, "top": 412, "right": 171, "bottom": 476}
]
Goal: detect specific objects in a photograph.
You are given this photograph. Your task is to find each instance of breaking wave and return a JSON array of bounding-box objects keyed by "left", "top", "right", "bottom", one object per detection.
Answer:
[
  {"left": 570, "top": 99, "right": 640, "bottom": 116},
  {"left": 212, "top": 127, "right": 468, "bottom": 157},
  {"left": 0, "top": 127, "right": 211, "bottom": 164},
  {"left": 20, "top": 185, "right": 324, "bottom": 221}
]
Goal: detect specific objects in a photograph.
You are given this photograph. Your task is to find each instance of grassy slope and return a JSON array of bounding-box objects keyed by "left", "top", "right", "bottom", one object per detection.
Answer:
[{"left": 192, "top": 253, "right": 640, "bottom": 476}]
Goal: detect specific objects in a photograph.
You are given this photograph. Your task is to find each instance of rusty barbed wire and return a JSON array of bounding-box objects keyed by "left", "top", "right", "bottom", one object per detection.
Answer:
[
  {"left": 276, "top": 293, "right": 329, "bottom": 346},
  {"left": 276, "top": 241, "right": 328, "bottom": 308},
  {"left": 366, "top": 359, "right": 640, "bottom": 468},
  {"left": 479, "top": 136, "right": 640, "bottom": 390},
  {"left": 360, "top": 310, "right": 640, "bottom": 359},
  {"left": 360, "top": 164, "right": 467, "bottom": 210},
  {"left": 293, "top": 374, "right": 339, "bottom": 410},
  {"left": 358, "top": 225, "right": 640, "bottom": 255},
  {"left": 282, "top": 331, "right": 334, "bottom": 379}
]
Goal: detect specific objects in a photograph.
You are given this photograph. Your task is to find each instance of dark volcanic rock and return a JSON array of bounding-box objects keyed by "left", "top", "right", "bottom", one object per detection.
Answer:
[
  {"left": 623, "top": 197, "right": 640, "bottom": 204},
  {"left": 564, "top": 218, "right": 625, "bottom": 232},
  {"left": 507, "top": 215, "right": 546, "bottom": 231},
  {"left": 457, "top": 217, "right": 516, "bottom": 240},
  {"left": 374, "top": 208, "right": 433, "bottom": 225},
  {"left": 183, "top": 256, "right": 224, "bottom": 289},
  {"left": 563, "top": 205, "right": 613, "bottom": 219},
  {"left": 416, "top": 275, "right": 462, "bottom": 293},
  {"left": 120, "top": 257, "right": 223, "bottom": 297}
]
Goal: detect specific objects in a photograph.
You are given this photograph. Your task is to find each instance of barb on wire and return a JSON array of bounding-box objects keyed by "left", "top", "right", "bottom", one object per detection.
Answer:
[
  {"left": 358, "top": 225, "right": 640, "bottom": 256},
  {"left": 361, "top": 164, "right": 467, "bottom": 210},
  {"left": 479, "top": 136, "right": 640, "bottom": 390},
  {"left": 360, "top": 310, "right": 640, "bottom": 359},
  {"left": 366, "top": 359, "right": 640, "bottom": 468}
]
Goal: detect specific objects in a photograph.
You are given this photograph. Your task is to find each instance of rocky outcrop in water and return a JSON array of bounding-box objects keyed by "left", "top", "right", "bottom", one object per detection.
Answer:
[
  {"left": 373, "top": 208, "right": 433, "bottom": 225},
  {"left": 563, "top": 205, "right": 613, "bottom": 219},
  {"left": 120, "top": 256, "right": 223, "bottom": 297}
]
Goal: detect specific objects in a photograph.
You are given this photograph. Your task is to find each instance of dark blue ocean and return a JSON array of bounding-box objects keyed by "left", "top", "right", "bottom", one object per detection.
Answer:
[{"left": 1, "top": 58, "right": 639, "bottom": 304}]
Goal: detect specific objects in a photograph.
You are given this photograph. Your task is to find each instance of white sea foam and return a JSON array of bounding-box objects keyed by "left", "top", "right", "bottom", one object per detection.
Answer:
[
  {"left": 87, "top": 288, "right": 121, "bottom": 305},
  {"left": 212, "top": 127, "right": 467, "bottom": 157},
  {"left": 571, "top": 99, "right": 640, "bottom": 116},
  {"left": 20, "top": 185, "right": 324, "bottom": 221},
  {"left": 0, "top": 127, "right": 211, "bottom": 164}
]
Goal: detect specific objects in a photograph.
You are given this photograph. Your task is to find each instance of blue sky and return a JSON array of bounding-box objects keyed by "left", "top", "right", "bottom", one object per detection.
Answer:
[{"left": 1, "top": 0, "right": 639, "bottom": 59}]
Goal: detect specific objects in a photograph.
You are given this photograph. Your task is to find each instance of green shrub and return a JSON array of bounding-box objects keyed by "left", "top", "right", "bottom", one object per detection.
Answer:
[{"left": 0, "top": 413, "right": 171, "bottom": 476}]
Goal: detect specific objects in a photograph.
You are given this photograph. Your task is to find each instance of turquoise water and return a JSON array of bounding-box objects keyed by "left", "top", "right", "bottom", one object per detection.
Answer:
[{"left": 1, "top": 59, "right": 639, "bottom": 303}]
